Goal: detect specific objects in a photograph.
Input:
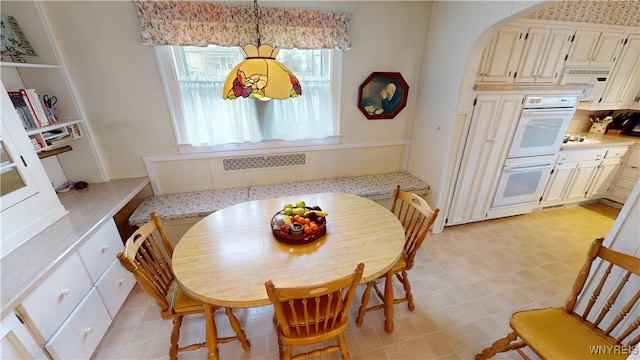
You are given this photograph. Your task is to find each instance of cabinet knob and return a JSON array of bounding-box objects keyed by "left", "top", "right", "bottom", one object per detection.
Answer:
[
  {"left": 118, "top": 278, "right": 126, "bottom": 285},
  {"left": 60, "top": 288, "right": 71, "bottom": 296},
  {"left": 84, "top": 326, "right": 93, "bottom": 335},
  {"left": 101, "top": 245, "right": 110, "bottom": 253}
]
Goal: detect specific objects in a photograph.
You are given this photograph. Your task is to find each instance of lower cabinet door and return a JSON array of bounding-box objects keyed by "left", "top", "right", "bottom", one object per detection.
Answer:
[
  {"left": 95, "top": 260, "right": 135, "bottom": 318},
  {"left": 1, "top": 312, "right": 48, "bottom": 359},
  {"left": 45, "top": 288, "right": 111, "bottom": 360}
]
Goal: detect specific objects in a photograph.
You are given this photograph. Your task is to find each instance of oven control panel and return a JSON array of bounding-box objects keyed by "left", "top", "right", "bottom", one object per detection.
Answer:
[{"left": 524, "top": 95, "right": 579, "bottom": 109}]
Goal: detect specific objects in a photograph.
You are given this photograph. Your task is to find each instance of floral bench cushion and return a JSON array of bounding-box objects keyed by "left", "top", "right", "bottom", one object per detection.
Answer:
[
  {"left": 129, "top": 172, "right": 429, "bottom": 227},
  {"left": 129, "top": 187, "right": 249, "bottom": 226}
]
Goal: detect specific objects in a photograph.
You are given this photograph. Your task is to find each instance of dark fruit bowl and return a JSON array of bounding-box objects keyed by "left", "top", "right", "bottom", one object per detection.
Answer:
[{"left": 271, "top": 212, "right": 326, "bottom": 245}]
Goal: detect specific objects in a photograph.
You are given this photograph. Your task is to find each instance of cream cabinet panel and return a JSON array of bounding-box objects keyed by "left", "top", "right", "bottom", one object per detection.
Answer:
[
  {"left": 0, "top": 312, "right": 48, "bottom": 359},
  {"left": 77, "top": 219, "right": 122, "bottom": 282},
  {"left": 95, "top": 260, "right": 135, "bottom": 318},
  {"left": 541, "top": 162, "right": 576, "bottom": 204},
  {"left": 564, "top": 159, "right": 600, "bottom": 201},
  {"left": 515, "top": 27, "right": 573, "bottom": 84},
  {"left": 447, "top": 94, "right": 523, "bottom": 225},
  {"left": 606, "top": 146, "right": 640, "bottom": 204},
  {"left": 477, "top": 24, "right": 525, "bottom": 83},
  {"left": 565, "top": 29, "right": 625, "bottom": 68},
  {"left": 598, "top": 33, "right": 640, "bottom": 108},
  {"left": 45, "top": 289, "right": 111, "bottom": 360},
  {"left": 20, "top": 252, "right": 92, "bottom": 341},
  {"left": 588, "top": 157, "right": 623, "bottom": 198}
]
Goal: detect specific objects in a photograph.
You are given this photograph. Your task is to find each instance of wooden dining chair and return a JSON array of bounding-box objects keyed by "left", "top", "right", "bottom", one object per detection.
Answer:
[
  {"left": 476, "top": 237, "right": 640, "bottom": 360},
  {"left": 265, "top": 263, "right": 365, "bottom": 360},
  {"left": 117, "top": 211, "right": 250, "bottom": 360},
  {"left": 356, "top": 185, "right": 439, "bottom": 326}
]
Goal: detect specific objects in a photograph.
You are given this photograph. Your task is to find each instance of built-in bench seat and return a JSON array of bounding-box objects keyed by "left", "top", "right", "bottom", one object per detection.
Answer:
[{"left": 129, "top": 172, "right": 429, "bottom": 227}]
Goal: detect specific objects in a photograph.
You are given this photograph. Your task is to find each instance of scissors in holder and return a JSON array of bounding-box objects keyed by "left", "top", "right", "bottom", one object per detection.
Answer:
[{"left": 42, "top": 95, "right": 58, "bottom": 108}]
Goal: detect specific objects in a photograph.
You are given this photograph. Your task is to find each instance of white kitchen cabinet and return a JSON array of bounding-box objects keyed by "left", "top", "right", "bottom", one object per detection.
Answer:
[
  {"left": 0, "top": 312, "right": 48, "bottom": 359},
  {"left": 15, "top": 219, "right": 133, "bottom": 359},
  {"left": 447, "top": 94, "right": 523, "bottom": 225},
  {"left": 565, "top": 29, "right": 626, "bottom": 68},
  {"left": 591, "top": 32, "right": 640, "bottom": 110},
  {"left": 606, "top": 145, "right": 640, "bottom": 204},
  {"left": 541, "top": 146, "right": 631, "bottom": 206},
  {"left": 514, "top": 26, "right": 573, "bottom": 84},
  {"left": 540, "top": 148, "right": 606, "bottom": 205},
  {"left": 476, "top": 24, "right": 526, "bottom": 83},
  {"left": 588, "top": 157, "right": 623, "bottom": 198}
]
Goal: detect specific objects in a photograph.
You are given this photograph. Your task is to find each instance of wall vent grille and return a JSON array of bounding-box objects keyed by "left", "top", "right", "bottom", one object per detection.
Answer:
[{"left": 222, "top": 153, "right": 305, "bottom": 171}]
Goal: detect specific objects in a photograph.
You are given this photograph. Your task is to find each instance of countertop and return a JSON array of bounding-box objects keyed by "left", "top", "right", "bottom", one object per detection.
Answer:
[
  {"left": 1, "top": 177, "right": 150, "bottom": 318},
  {"left": 560, "top": 132, "right": 639, "bottom": 150}
]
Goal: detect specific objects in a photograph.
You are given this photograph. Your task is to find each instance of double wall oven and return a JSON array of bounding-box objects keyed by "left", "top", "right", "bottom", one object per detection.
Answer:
[{"left": 492, "top": 95, "right": 579, "bottom": 209}]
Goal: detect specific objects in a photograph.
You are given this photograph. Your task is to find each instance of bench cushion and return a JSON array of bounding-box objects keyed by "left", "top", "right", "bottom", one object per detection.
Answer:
[
  {"left": 129, "top": 187, "right": 248, "bottom": 226},
  {"left": 336, "top": 172, "right": 430, "bottom": 197},
  {"left": 248, "top": 179, "right": 345, "bottom": 201},
  {"left": 129, "top": 172, "right": 429, "bottom": 227}
]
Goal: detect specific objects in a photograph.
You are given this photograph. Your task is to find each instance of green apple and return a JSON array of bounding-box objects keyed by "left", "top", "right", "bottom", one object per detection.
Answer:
[
  {"left": 295, "top": 200, "right": 306, "bottom": 208},
  {"left": 283, "top": 203, "right": 293, "bottom": 209},
  {"left": 282, "top": 208, "right": 293, "bottom": 216},
  {"left": 293, "top": 207, "right": 306, "bottom": 216}
]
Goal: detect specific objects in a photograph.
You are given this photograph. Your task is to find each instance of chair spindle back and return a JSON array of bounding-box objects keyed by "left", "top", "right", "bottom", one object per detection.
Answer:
[
  {"left": 266, "top": 263, "right": 364, "bottom": 338},
  {"left": 390, "top": 185, "right": 439, "bottom": 269},
  {"left": 565, "top": 237, "right": 640, "bottom": 346},
  {"left": 117, "top": 211, "right": 176, "bottom": 315}
]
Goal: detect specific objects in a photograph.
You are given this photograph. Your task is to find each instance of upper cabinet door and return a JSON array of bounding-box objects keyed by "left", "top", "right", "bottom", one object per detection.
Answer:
[
  {"left": 514, "top": 26, "right": 573, "bottom": 84},
  {"left": 513, "top": 26, "right": 551, "bottom": 83},
  {"left": 477, "top": 24, "right": 526, "bottom": 83},
  {"left": 599, "top": 33, "right": 640, "bottom": 108},
  {"left": 565, "top": 30, "right": 600, "bottom": 66},
  {"left": 565, "top": 29, "right": 626, "bottom": 68}
]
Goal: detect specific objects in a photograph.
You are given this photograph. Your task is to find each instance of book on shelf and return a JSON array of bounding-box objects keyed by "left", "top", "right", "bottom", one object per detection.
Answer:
[
  {"left": 45, "top": 134, "right": 72, "bottom": 147},
  {"left": 7, "top": 91, "right": 37, "bottom": 129},
  {"left": 26, "top": 88, "right": 51, "bottom": 127}
]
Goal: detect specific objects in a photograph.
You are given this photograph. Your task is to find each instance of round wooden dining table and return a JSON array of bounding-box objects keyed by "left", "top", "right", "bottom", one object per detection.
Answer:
[{"left": 172, "top": 192, "right": 406, "bottom": 360}]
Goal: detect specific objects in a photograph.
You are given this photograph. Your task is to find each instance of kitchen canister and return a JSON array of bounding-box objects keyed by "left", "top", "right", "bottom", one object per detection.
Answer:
[{"left": 589, "top": 123, "right": 607, "bottom": 134}]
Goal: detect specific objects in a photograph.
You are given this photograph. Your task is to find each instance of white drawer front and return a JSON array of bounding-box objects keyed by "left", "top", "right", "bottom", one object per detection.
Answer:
[
  {"left": 605, "top": 146, "right": 629, "bottom": 159},
  {"left": 620, "top": 167, "right": 640, "bottom": 180},
  {"left": 45, "top": 288, "right": 111, "bottom": 360},
  {"left": 95, "top": 260, "right": 135, "bottom": 318},
  {"left": 558, "top": 148, "right": 607, "bottom": 163},
  {"left": 21, "top": 253, "right": 92, "bottom": 341},
  {"left": 78, "top": 220, "right": 123, "bottom": 282}
]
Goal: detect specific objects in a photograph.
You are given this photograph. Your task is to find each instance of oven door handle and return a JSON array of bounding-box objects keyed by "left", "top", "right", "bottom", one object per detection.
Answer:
[{"left": 503, "top": 164, "right": 552, "bottom": 172}]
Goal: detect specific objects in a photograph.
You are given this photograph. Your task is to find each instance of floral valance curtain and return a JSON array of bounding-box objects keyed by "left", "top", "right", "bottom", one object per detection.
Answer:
[{"left": 132, "top": 1, "right": 352, "bottom": 50}]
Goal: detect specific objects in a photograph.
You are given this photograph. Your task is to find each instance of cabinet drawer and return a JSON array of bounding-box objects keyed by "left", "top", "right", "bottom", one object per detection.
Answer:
[
  {"left": 45, "top": 288, "right": 111, "bottom": 360},
  {"left": 620, "top": 167, "right": 640, "bottom": 180},
  {"left": 21, "top": 253, "right": 92, "bottom": 341},
  {"left": 557, "top": 148, "right": 606, "bottom": 163},
  {"left": 77, "top": 220, "right": 123, "bottom": 282},
  {"left": 605, "top": 146, "right": 629, "bottom": 159},
  {"left": 615, "top": 177, "right": 638, "bottom": 190},
  {"left": 95, "top": 260, "right": 135, "bottom": 318},
  {"left": 610, "top": 186, "right": 632, "bottom": 201}
]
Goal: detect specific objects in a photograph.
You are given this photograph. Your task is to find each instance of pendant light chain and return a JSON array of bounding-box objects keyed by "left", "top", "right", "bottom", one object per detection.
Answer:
[{"left": 254, "top": 0, "right": 261, "bottom": 47}]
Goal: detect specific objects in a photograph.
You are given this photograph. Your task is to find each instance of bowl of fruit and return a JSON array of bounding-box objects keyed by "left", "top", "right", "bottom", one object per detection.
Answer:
[{"left": 271, "top": 201, "right": 328, "bottom": 245}]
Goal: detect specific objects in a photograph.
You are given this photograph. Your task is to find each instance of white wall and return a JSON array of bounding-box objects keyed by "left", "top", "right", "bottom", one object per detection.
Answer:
[{"left": 42, "top": 1, "right": 431, "bottom": 188}]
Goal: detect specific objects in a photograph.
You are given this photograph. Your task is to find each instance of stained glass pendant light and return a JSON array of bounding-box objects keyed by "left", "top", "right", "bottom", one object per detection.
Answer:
[{"left": 223, "top": 0, "right": 302, "bottom": 100}]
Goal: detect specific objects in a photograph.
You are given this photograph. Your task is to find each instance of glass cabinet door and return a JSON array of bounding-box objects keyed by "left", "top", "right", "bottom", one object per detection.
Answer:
[{"left": 0, "top": 126, "right": 37, "bottom": 211}]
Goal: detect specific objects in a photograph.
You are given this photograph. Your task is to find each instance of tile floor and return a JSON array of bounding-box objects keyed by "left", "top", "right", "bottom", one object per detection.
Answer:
[{"left": 92, "top": 202, "right": 620, "bottom": 360}]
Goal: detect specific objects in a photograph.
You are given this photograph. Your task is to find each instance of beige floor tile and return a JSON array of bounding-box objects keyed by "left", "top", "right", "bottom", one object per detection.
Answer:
[{"left": 93, "top": 203, "right": 619, "bottom": 359}]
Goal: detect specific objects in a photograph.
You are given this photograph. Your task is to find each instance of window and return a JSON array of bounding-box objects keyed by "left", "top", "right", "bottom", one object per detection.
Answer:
[{"left": 156, "top": 45, "right": 342, "bottom": 152}]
